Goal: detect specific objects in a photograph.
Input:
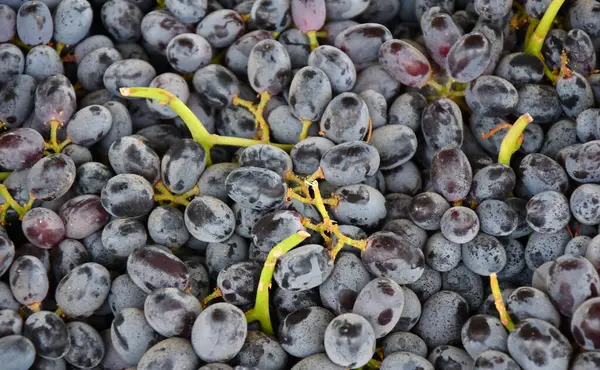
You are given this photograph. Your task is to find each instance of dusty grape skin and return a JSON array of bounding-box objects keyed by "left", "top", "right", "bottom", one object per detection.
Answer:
[
  {"left": 382, "top": 218, "right": 427, "bottom": 250},
  {"left": 166, "top": 33, "right": 211, "bottom": 73},
  {"left": 556, "top": 70, "right": 595, "bottom": 119},
  {"left": 108, "top": 136, "right": 160, "bottom": 184},
  {"left": 226, "top": 166, "right": 286, "bottom": 211},
  {"left": 55, "top": 262, "right": 111, "bottom": 317},
  {"left": 52, "top": 0, "right": 92, "bottom": 45},
  {"left": 64, "top": 321, "right": 104, "bottom": 369},
  {"left": 465, "top": 75, "right": 518, "bottom": 117},
  {"left": 165, "top": 0, "right": 206, "bottom": 23},
  {"left": 239, "top": 144, "right": 292, "bottom": 177},
  {"left": 279, "top": 306, "right": 333, "bottom": 358},
  {"left": 420, "top": 8, "right": 463, "bottom": 68},
  {"left": 0, "top": 44, "right": 24, "bottom": 84},
  {"left": 514, "top": 84, "right": 563, "bottom": 124},
  {"left": 424, "top": 232, "right": 461, "bottom": 272},
  {"left": 184, "top": 195, "right": 235, "bottom": 243},
  {"left": 431, "top": 147, "right": 472, "bottom": 202},
  {"left": 0, "top": 309, "right": 22, "bottom": 337},
  {"left": 507, "top": 319, "right": 572, "bottom": 370},
  {"left": 461, "top": 232, "right": 507, "bottom": 276},
  {"left": 353, "top": 277, "right": 404, "bottom": 338},
  {"left": 101, "top": 174, "right": 155, "bottom": 218},
  {"left": 308, "top": 45, "right": 356, "bottom": 93},
  {"left": 547, "top": 254, "right": 600, "bottom": 317},
  {"left": 288, "top": 66, "right": 332, "bottom": 122},
  {"left": 16, "top": 1, "right": 53, "bottom": 46},
  {"left": 111, "top": 307, "right": 163, "bottom": 366},
  {"left": 371, "top": 125, "right": 418, "bottom": 170},
  {"left": 379, "top": 39, "right": 432, "bottom": 88},
  {"left": 319, "top": 92, "right": 370, "bottom": 144},
  {"left": 193, "top": 65, "right": 240, "bottom": 109},
  {"left": 506, "top": 286, "right": 561, "bottom": 328},
  {"left": 324, "top": 313, "right": 376, "bottom": 368},
  {"left": 216, "top": 261, "right": 260, "bottom": 306},
  {"left": 23, "top": 311, "right": 69, "bottom": 360},
  {"left": 408, "top": 191, "right": 450, "bottom": 230},
  {"left": 101, "top": 218, "right": 147, "bottom": 263},
  {"left": 564, "top": 28, "right": 596, "bottom": 76},
  {"left": 421, "top": 98, "right": 463, "bottom": 151},
  {"left": 24, "top": 45, "right": 64, "bottom": 83},
  {"left": 525, "top": 190, "right": 570, "bottom": 234},
  {"left": 519, "top": 153, "right": 569, "bottom": 196},
  {"left": 247, "top": 39, "right": 291, "bottom": 95},
  {"left": 0, "top": 5, "right": 16, "bottom": 43},
  {"left": 191, "top": 302, "right": 248, "bottom": 362},
  {"left": 101, "top": 0, "right": 143, "bottom": 42},
  {"left": 127, "top": 245, "right": 189, "bottom": 294},
  {"left": 148, "top": 206, "right": 189, "bottom": 250},
  {"left": 445, "top": 33, "right": 491, "bottom": 83},
  {"left": 234, "top": 330, "right": 288, "bottom": 370},
  {"left": 414, "top": 290, "right": 470, "bottom": 349},
  {"left": 144, "top": 287, "right": 202, "bottom": 337},
  {"left": 103, "top": 59, "right": 157, "bottom": 97},
  {"left": 34, "top": 74, "right": 76, "bottom": 124},
  {"left": 0, "top": 236, "right": 14, "bottom": 278},
  {"left": 334, "top": 23, "right": 392, "bottom": 65},
  {"left": 138, "top": 337, "right": 200, "bottom": 370},
  {"left": 352, "top": 64, "right": 401, "bottom": 101},
  {"left": 460, "top": 315, "right": 507, "bottom": 360},
  {"left": 0, "top": 128, "right": 44, "bottom": 171},
  {"left": 274, "top": 244, "right": 334, "bottom": 292},
  {"left": 571, "top": 184, "right": 600, "bottom": 225},
  {"left": 381, "top": 351, "right": 434, "bottom": 370},
  {"left": 51, "top": 239, "right": 89, "bottom": 282},
  {"left": 108, "top": 274, "right": 147, "bottom": 315},
  {"left": 333, "top": 184, "right": 387, "bottom": 229},
  {"left": 160, "top": 139, "right": 206, "bottom": 194},
  {"left": 0, "top": 74, "right": 36, "bottom": 129},
  {"left": 476, "top": 199, "right": 518, "bottom": 237},
  {"left": 21, "top": 207, "right": 64, "bottom": 249},
  {"left": 9, "top": 255, "right": 48, "bottom": 306},
  {"left": 319, "top": 141, "right": 379, "bottom": 186},
  {"left": 67, "top": 105, "right": 114, "bottom": 147}
]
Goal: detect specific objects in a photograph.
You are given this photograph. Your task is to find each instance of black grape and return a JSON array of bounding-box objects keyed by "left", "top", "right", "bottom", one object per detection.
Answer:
[
  {"left": 23, "top": 311, "right": 69, "bottom": 359},
  {"left": 319, "top": 92, "right": 370, "bottom": 144},
  {"left": 127, "top": 245, "right": 189, "bottom": 294},
  {"left": 323, "top": 313, "right": 376, "bottom": 368},
  {"left": 431, "top": 147, "right": 472, "bottom": 202},
  {"left": 421, "top": 98, "right": 463, "bottom": 151}
]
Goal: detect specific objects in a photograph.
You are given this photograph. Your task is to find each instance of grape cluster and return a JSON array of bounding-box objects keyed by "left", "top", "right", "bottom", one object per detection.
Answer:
[{"left": 1, "top": 0, "right": 600, "bottom": 369}]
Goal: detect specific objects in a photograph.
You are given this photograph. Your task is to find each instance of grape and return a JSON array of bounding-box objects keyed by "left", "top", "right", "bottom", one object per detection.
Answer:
[
  {"left": 431, "top": 147, "right": 472, "bottom": 202},
  {"left": 147, "top": 206, "right": 188, "bottom": 249},
  {"left": 470, "top": 163, "right": 515, "bottom": 202},
  {"left": 226, "top": 166, "right": 286, "bottom": 210},
  {"left": 195, "top": 9, "right": 244, "bottom": 49},
  {"left": 184, "top": 195, "right": 235, "bottom": 243},
  {"left": 273, "top": 244, "right": 333, "bottom": 291},
  {"left": 291, "top": 0, "right": 325, "bottom": 33},
  {"left": 565, "top": 28, "right": 596, "bottom": 76},
  {"left": 381, "top": 351, "right": 434, "bottom": 369},
  {"left": 408, "top": 191, "right": 450, "bottom": 230},
  {"left": 334, "top": 23, "right": 392, "bottom": 66},
  {"left": 24, "top": 46, "right": 63, "bottom": 83},
  {"left": 571, "top": 184, "right": 600, "bottom": 225},
  {"left": 55, "top": 262, "right": 110, "bottom": 317},
  {"left": 246, "top": 39, "right": 291, "bottom": 95},
  {"left": 52, "top": 0, "right": 92, "bottom": 46},
  {"left": 421, "top": 98, "right": 463, "bottom": 151},
  {"left": 138, "top": 337, "right": 200, "bottom": 370},
  {"left": 21, "top": 207, "right": 64, "bottom": 249},
  {"left": 233, "top": 330, "right": 287, "bottom": 370},
  {"left": 279, "top": 306, "right": 333, "bottom": 357},
  {"left": 571, "top": 352, "right": 600, "bottom": 370},
  {"left": 63, "top": 321, "right": 104, "bottom": 368},
  {"left": 318, "top": 141, "right": 379, "bottom": 186},
  {"left": 382, "top": 332, "right": 427, "bottom": 357},
  {"left": 225, "top": 30, "right": 273, "bottom": 76},
  {"left": 319, "top": 252, "right": 371, "bottom": 314},
  {"left": 0, "top": 309, "right": 22, "bottom": 337},
  {"left": 526, "top": 229, "right": 570, "bottom": 271},
  {"left": 108, "top": 274, "right": 147, "bottom": 315},
  {"left": 0, "top": 44, "right": 24, "bottom": 84},
  {"left": 23, "top": 311, "right": 69, "bottom": 359},
  {"left": 515, "top": 84, "right": 564, "bottom": 124},
  {"left": 423, "top": 232, "right": 462, "bottom": 272},
  {"left": 387, "top": 93, "right": 426, "bottom": 131},
  {"left": 16, "top": 1, "right": 53, "bottom": 46},
  {"left": 414, "top": 290, "right": 470, "bottom": 349},
  {"left": 100, "top": 0, "right": 143, "bottom": 42},
  {"left": 103, "top": 59, "right": 156, "bottom": 97},
  {"left": 381, "top": 218, "right": 427, "bottom": 250},
  {"left": 319, "top": 92, "right": 370, "bottom": 144},
  {"left": 307, "top": 45, "right": 356, "bottom": 94},
  {"left": 0, "top": 236, "right": 14, "bottom": 278},
  {"left": 476, "top": 200, "right": 518, "bottom": 237},
  {"left": 166, "top": 33, "right": 211, "bottom": 74},
  {"left": 111, "top": 307, "right": 162, "bottom": 366},
  {"left": 440, "top": 207, "right": 480, "bottom": 244},
  {"left": 144, "top": 287, "right": 201, "bottom": 337},
  {"left": 384, "top": 193, "right": 413, "bottom": 221},
  {"left": 507, "top": 318, "right": 572, "bottom": 370},
  {"left": 430, "top": 346, "right": 475, "bottom": 369},
  {"left": 525, "top": 190, "right": 570, "bottom": 233},
  {"left": 101, "top": 218, "right": 147, "bottom": 263},
  {"left": 325, "top": 0, "right": 369, "bottom": 21},
  {"left": 0, "top": 335, "right": 36, "bottom": 369},
  {"left": 462, "top": 232, "right": 507, "bottom": 276},
  {"left": 519, "top": 153, "right": 569, "bottom": 196},
  {"left": 547, "top": 254, "right": 600, "bottom": 317},
  {"left": 474, "top": 0, "right": 510, "bottom": 19},
  {"left": 0, "top": 128, "right": 44, "bottom": 171},
  {"left": 0, "top": 5, "right": 16, "bottom": 43},
  {"left": 66, "top": 105, "right": 114, "bottom": 147},
  {"left": 193, "top": 65, "right": 240, "bottom": 109},
  {"left": 461, "top": 315, "right": 507, "bottom": 359},
  {"left": 239, "top": 144, "right": 292, "bottom": 177},
  {"left": 74, "top": 162, "right": 112, "bottom": 196},
  {"left": 379, "top": 39, "right": 432, "bottom": 87},
  {"left": 9, "top": 255, "right": 49, "bottom": 307},
  {"left": 127, "top": 245, "right": 189, "bottom": 293},
  {"left": 141, "top": 9, "right": 193, "bottom": 54},
  {"left": 191, "top": 302, "right": 247, "bottom": 362},
  {"left": 34, "top": 74, "right": 76, "bottom": 124},
  {"left": 0, "top": 74, "right": 36, "bottom": 129},
  {"left": 106, "top": 133, "right": 157, "bottom": 182},
  {"left": 165, "top": 0, "right": 207, "bottom": 24},
  {"left": 100, "top": 173, "right": 155, "bottom": 218},
  {"left": 506, "top": 286, "right": 561, "bottom": 328},
  {"left": 352, "top": 277, "right": 404, "bottom": 338},
  {"left": 324, "top": 313, "right": 376, "bottom": 368},
  {"left": 352, "top": 64, "right": 401, "bottom": 101},
  {"left": 72, "top": 35, "right": 114, "bottom": 63},
  {"left": 77, "top": 48, "right": 122, "bottom": 91},
  {"left": 160, "top": 139, "right": 206, "bottom": 194},
  {"left": 251, "top": 0, "right": 291, "bottom": 32},
  {"left": 494, "top": 53, "right": 545, "bottom": 88},
  {"left": 420, "top": 7, "right": 463, "bottom": 68},
  {"left": 446, "top": 33, "right": 491, "bottom": 83},
  {"left": 288, "top": 67, "right": 332, "bottom": 122},
  {"left": 361, "top": 231, "right": 424, "bottom": 284},
  {"left": 465, "top": 75, "right": 518, "bottom": 117},
  {"left": 556, "top": 70, "right": 594, "bottom": 119},
  {"left": 51, "top": 239, "right": 89, "bottom": 281},
  {"left": 371, "top": 125, "right": 419, "bottom": 170},
  {"left": 216, "top": 261, "right": 260, "bottom": 305},
  {"left": 0, "top": 282, "right": 19, "bottom": 311},
  {"left": 333, "top": 184, "right": 387, "bottom": 229}
]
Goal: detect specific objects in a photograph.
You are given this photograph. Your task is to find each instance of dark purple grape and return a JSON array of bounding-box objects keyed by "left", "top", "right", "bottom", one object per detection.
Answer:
[
  {"left": 507, "top": 319, "right": 572, "bottom": 370},
  {"left": 408, "top": 191, "right": 450, "bottom": 230},
  {"left": 0, "top": 74, "right": 37, "bottom": 129},
  {"left": 64, "top": 321, "right": 104, "bottom": 368},
  {"left": 0, "top": 128, "right": 44, "bottom": 171},
  {"left": 414, "top": 290, "right": 470, "bottom": 349},
  {"left": 23, "top": 311, "right": 69, "bottom": 360},
  {"left": 197, "top": 9, "right": 245, "bottom": 48},
  {"left": 378, "top": 39, "right": 432, "bottom": 87},
  {"left": 55, "top": 262, "right": 111, "bottom": 317},
  {"left": 16, "top": 1, "right": 53, "bottom": 46},
  {"left": 371, "top": 125, "right": 417, "bottom": 170},
  {"left": 506, "top": 286, "right": 561, "bottom": 328},
  {"left": 127, "top": 245, "right": 189, "bottom": 293},
  {"left": 144, "top": 287, "right": 201, "bottom": 337},
  {"left": 9, "top": 255, "right": 48, "bottom": 307},
  {"left": 334, "top": 23, "right": 392, "bottom": 65},
  {"left": 21, "top": 207, "right": 64, "bottom": 249},
  {"left": 319, "top": 92, "right": 370, "bottom": 144},
  {"left": 446, "top": 33, "right": 491, "bottom": 83},
  {"left": 465, "top": 75, "right": 519, "bottom": 117},
  {"left": 274, "top": 244, "right": 333, "bottom": 291},
  {"left": 362, "top": 231, "right": 424, "bottom": 284},
  {"left": 420, "top": 7, "right": 463, "bottom": 68},
  {"left": 564, "top": 28, "right": 596, "bottom": 76},
  {"left": 138, "top": 337, "right": 200, "bottom": 370},
  {"left": 111, "top": 307, "right": 162, "bottom": 366},
  {"left": 421, "top": 98, "right": 463, "bottom": 151},
  {"left": 166, "top": 33, "right": 212, "bottom": 74},
  {"left": 248, "top": 39, "right": 291, "bottom": 95},
  {"left": 431, "top": 147, "right": 472, "bottom": 202},
  {"left": 0, "top": 44, "right": 24, "bottom": 85}
]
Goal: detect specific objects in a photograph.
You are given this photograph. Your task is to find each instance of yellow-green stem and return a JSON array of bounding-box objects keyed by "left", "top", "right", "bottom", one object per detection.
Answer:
[
  {"left": 154, "top": 182, "right": 199, "bottom": 207},
  {"left": 299, "top": 119, "right": 312, "bottom": 141},
  {"left": 55, "top": 42, "right": 66, "bottom": 57},
  {"left": 0, "top": 173, "right": 10, "bottom": 181},
  {"left": 201, "top": 287, "right": 222, "bottom": 308},
  {"left": 524, "top": 0, "right": 565, "bottom": 56},
  {"left": 497, "top": 113, "right": 533, "bottom": 165},
  {"left": 120, "top": 87, "right": 292, "bottom": 167},
  {"left": 490, "top": 273, "right": 515, "bottom": 331},
  {"left": 245, "top": 230, "right": 310, "bottom": 335},
  {"left": 0, "top": 185, "right": 34, "bottom": 221}
]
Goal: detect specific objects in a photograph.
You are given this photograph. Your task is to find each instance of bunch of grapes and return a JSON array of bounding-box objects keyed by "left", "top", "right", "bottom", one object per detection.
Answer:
[{"left": 2, "top": 0, "right": 600, "bottom": 369}]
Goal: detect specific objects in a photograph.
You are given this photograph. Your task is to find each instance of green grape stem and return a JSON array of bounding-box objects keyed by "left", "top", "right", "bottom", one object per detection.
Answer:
[
  {"left": 153, "top": 181, "right": 199, "bottom": 207},
  {"left": 490, "top": 273, "right": 515, "bottom": 331},
  {"left": 0, "top": 173, "right": 11, "bottom": 181},
  {"left": 497, "top": 113, "right": 533, "bottom": 165},
  {"left": 524, "top": 0, "right": 565, "bottom": 56},
  {"left": 119, "top": 87, "right": 293, "bottom": 166},
  {"left": 0, "top": 184, "right": 35, "bottom": 224},
  {"left": 245, "top": 230, "right": 311, "bottom": 335}
]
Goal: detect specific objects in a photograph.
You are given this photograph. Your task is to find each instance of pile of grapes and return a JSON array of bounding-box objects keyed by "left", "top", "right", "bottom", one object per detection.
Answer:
[{"left": 2, "top": 0, "right": 600, "bottom": 368}]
